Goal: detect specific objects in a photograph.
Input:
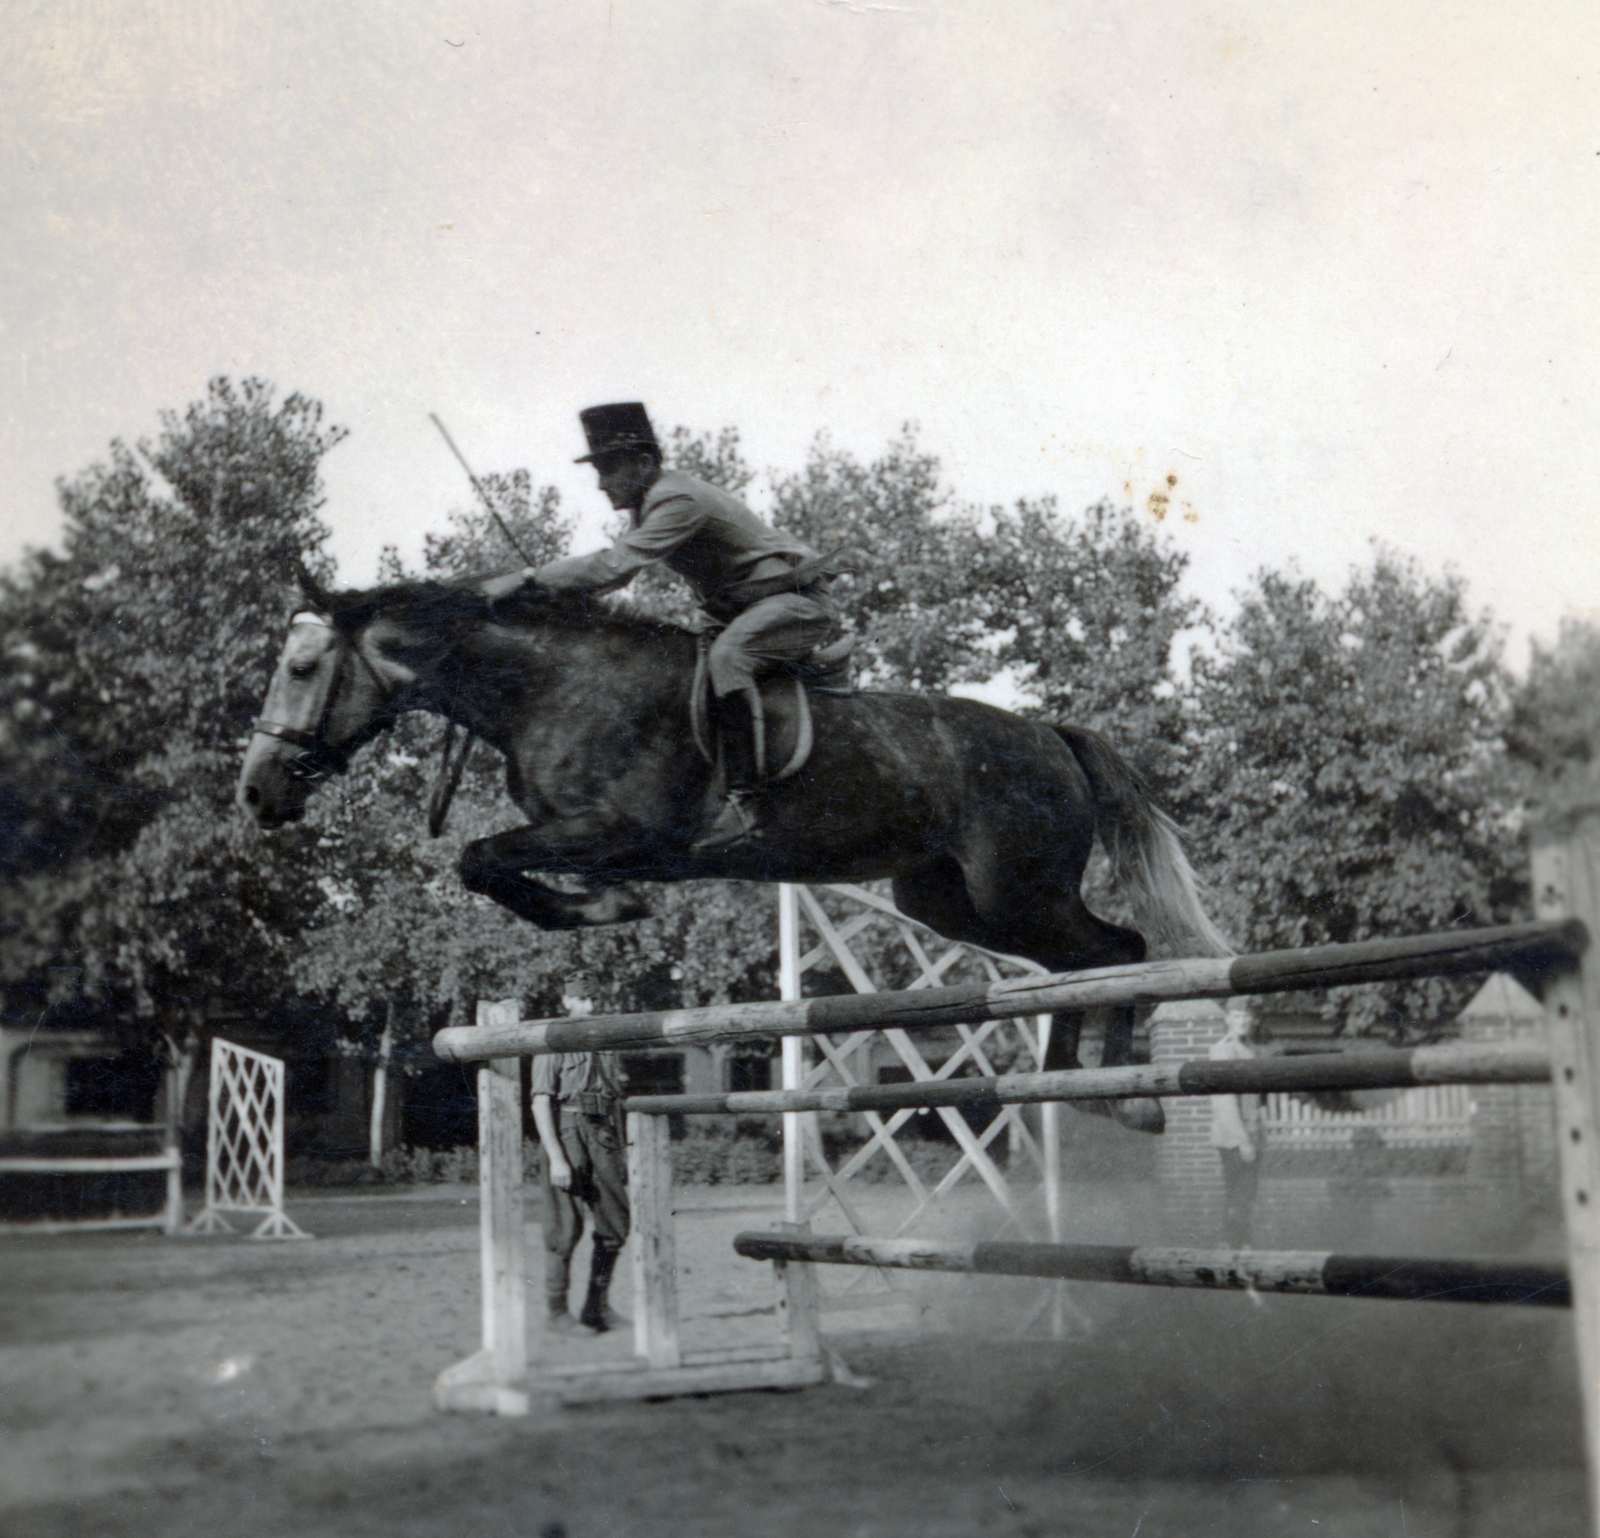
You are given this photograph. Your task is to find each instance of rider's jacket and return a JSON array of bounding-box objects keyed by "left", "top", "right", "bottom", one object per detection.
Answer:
[{"left": 532, "top": 470, "right": 827, "bottom": 621}]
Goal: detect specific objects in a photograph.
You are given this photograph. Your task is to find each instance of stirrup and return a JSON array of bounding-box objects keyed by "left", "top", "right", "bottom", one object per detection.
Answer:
[{"left": 691, "top": 789, "right": 760, "bottom": 853}]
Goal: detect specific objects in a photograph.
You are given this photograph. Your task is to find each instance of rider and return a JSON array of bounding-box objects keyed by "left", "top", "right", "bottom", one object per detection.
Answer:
[{"left": 483, "top": 403, "right": 841, "bottom": 852}]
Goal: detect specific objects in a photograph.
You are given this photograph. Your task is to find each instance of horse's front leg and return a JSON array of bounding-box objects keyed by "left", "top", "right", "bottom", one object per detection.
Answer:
[{"left": 459, "top": 817, "right": 659, "bottom": 931}]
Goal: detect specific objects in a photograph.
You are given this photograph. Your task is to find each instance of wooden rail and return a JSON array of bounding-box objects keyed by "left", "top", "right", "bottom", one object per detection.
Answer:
[
  {"left": 432, "top": 919, "right": 1585, "bottom": 1063},
  {"left": 623, "top": 1040, "right": 1549, "bottom": 1117},
  {"left": 732, "top": 1232, "right": 1573, "bottom": 1308}
]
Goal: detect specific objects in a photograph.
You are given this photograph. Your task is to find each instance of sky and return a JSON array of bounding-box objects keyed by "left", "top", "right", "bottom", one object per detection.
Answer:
[{"left": 3, "top": 0, "right": 1598, "bottom": 669}]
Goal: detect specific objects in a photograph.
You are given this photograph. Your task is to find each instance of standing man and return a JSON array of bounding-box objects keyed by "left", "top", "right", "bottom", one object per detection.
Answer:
[
  {"left": 481, "top": 403, "right": 841, "bottom": 850},
  {"left": 530, "top": 973, "right": 630, "bottom": 1334},
  {"left": 1209, "top": 1001, "right": 1264, "bottom": 1249}
]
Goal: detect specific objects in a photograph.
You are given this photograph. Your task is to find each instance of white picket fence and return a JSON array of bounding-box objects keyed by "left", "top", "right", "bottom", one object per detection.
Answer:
[{"left": 1261, "top": 1083, "right": 1474, "bottom": 1148}]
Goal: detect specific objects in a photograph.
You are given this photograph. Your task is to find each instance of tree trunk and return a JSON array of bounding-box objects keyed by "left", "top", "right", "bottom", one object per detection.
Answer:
[{"left": 369, "top": 1001, "right": 396, "bottom": 1168}]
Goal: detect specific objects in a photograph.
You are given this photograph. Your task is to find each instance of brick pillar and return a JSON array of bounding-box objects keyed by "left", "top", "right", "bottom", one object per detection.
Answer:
[
  {"left": 1458, "top": 972, "right": 1557, "bottom": 1202},
  {"left": 1149, "top": 998, "right": 1228, "bottom": 1242}
]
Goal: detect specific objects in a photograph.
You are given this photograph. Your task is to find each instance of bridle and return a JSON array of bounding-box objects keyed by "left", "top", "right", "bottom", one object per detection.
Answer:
[{"left": 250, "top": 611, "right": 393, "bottom": 781}]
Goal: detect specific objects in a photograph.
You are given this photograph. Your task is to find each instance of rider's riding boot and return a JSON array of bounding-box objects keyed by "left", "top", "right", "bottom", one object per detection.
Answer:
[
  {"left": 579, "top": 1240, "right": 627, "bottom": 1332},
  {"left": 692, "top": 687, "right": 766, "bottom": 853}
]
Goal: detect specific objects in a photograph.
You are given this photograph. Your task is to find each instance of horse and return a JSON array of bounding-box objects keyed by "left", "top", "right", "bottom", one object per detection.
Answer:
[{"left": 237, "top": 576, "right": 1233, "bottom": 1125}]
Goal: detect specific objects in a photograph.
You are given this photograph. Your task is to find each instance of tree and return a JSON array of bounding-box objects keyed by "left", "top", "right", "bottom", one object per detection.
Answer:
[
  {"left": 1505, "top": 619, "right": 1600, "bottom": 815},
  {"left": 0, "top": 378, "right": 345, "bottom": 1069},
  {"left": 969, "top": 498, "right": 1204, "bottom": 791},
  {"left": 769, "top": 428, "right": 989, "bottom": 694},
  {"left": 1182, "top": 550, "right": 1520, "bottom": 1035}
]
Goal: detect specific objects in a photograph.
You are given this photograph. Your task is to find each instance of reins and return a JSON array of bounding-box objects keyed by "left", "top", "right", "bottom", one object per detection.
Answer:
[{"left": 427, "top": 721, "right": 476, "bottom": 838}]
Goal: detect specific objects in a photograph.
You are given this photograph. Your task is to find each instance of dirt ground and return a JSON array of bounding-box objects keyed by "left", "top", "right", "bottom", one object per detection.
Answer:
[{"left": 0, "top": 1183, "right": 1587, "bottom": 1538}]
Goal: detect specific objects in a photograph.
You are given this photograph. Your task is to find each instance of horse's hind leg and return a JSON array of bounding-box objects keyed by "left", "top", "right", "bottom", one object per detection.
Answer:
[
  {"left": 890, "top": 856, "right": 993, "bottom": 951},
  {"left": 943, "top": 853, "right": 1167, "bottom": 1134}
]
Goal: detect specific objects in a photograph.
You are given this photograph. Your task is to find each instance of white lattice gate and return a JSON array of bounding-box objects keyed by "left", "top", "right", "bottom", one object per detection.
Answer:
[
  {"left": 777, "top": 884, "right": 1079, "bottom": 1335},
  {"left": 188, "top": 1038, "right": 310, "bottom": 1241}
]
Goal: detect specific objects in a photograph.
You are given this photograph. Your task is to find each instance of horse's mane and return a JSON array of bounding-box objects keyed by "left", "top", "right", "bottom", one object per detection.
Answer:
[{"left": 321, "top": 577, "right": 694, "bottom": 643}]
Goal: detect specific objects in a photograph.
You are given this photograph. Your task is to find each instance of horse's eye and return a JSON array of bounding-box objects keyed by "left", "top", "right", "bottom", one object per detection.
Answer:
[{"left": 289, "top": 662, "right": 317, "bottom": 680}]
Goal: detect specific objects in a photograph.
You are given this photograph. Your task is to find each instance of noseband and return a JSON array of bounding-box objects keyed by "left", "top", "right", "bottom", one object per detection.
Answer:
[{"left": 251, "top": 612, "right": 389, "bottom": 779}]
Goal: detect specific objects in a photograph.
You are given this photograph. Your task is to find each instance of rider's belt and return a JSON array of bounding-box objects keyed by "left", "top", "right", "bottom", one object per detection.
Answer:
[
  {"left": 712, "top": 556, "right": 837, "bottom": 614},
  {"left": 563, "top": 1092, "right": 618, "bottom": 1117}
]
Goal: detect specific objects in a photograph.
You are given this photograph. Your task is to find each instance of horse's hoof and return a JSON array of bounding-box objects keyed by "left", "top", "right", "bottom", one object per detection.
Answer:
[{"left": 1110, "top": 1097, "right": 1166, "bottom": 1135}]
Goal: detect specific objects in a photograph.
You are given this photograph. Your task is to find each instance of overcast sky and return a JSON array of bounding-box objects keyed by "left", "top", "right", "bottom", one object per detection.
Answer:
[{"left": 3, "top": 0, "right": 1597, "bottom": 667}]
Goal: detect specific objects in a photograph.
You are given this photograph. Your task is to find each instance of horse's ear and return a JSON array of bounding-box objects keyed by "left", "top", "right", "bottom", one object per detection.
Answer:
[{"left": 291, "top": 557, "right": 334, "bottom": 614}]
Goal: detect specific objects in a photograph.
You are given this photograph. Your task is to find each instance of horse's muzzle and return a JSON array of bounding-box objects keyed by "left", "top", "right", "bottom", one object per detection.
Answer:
[
  {"left": 237, "top": 778, "right": 308, "bottom": 829},
  {"left": 237, "top": 735, "right": 318, "bottom": 828}
]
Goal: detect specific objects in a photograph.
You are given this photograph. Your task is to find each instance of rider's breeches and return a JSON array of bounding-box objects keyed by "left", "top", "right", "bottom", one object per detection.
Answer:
[
  {"left": 706, "top": 590, "right": 840, "bottom": 697},
  {"left": 536, "top": 1111, "right": 630, "bottom": 1294}
]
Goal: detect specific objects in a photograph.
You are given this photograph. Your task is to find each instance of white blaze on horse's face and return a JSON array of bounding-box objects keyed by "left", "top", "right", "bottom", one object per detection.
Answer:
[{"left": 236, "top": 613, "right": 344, "bottom": 828}]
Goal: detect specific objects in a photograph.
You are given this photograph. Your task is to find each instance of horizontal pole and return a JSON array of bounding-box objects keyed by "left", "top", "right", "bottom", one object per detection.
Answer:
[
  {"left": 0, "top": 1154, "right": 182, "bottom": 1173},
  {"left": 0, "top": 1214, "right": 176, "bottom": 1235},
  {"left": 432, "top": 918, "right": 1585, "bottom": 1063},
  {"left": 625, "top": 1040, "right": 1549, "bottom": 1116},
  {"left": 732, "top": 1232, "right": 1572, "bottom": 1309}
]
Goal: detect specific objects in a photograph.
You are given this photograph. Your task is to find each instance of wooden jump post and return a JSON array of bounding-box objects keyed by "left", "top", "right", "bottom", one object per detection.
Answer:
[{"left": 431, "top": 810, "right": 1600, "bottom": 1532}]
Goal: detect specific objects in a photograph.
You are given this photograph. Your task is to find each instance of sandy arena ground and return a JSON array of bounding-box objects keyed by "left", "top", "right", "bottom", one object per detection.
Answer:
[{"left": 0, "top": 1182, "right": 1587, "bottom": 1537}]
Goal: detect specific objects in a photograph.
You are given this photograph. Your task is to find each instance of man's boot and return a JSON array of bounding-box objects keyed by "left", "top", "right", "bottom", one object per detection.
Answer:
[
  {"left": 544, "top": 1258, "right": 586, "bottom": 1335},
  {"left": 578, "top": 1241, "right": 627, "bottom": 1332},
  {"left": 692, "top": 687, "right": 766, "bottom": 853}
]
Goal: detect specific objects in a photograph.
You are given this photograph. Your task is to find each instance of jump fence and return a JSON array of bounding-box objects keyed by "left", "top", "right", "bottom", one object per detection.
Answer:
[
  {"left": 430, "top": 810, "right": 1600, "bottom": 1534},
  {"left": 187, "top": 1038, "right": 310, "bottom": 1241},
  {"left": 0, "top": 1125, "right": 182, "bottom": 1235}
]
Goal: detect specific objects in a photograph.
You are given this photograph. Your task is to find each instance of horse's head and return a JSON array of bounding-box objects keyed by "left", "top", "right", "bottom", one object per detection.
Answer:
[{"left": 236, "top": 580, "right": 422, "bottom": 829}]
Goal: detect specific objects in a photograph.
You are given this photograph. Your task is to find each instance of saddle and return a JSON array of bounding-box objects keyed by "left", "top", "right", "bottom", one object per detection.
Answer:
[{"left": 689, "top": 633, "right": 856, "bottom": 782}]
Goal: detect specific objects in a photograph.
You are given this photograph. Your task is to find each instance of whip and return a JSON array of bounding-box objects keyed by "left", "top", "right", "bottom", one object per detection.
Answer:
[{"left": 428, "top": 412, "right": 534, "bottom": 565}]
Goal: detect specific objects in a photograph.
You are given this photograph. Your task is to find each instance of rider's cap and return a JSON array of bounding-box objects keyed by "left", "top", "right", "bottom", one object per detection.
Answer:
[
  {"left": 575, "top": 402, "right": 659, "bottom": 463},
  {"left": 561, "top": 972, "right": 601, "bottom": 999}
]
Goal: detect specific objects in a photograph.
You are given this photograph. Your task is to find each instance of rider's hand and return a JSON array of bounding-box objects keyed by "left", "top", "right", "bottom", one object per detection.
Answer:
[
  {"left": 480, "top": 568, "right": 538, "bottom": 602},
  {"left": 548, "top": 1158, "right": 574, "bottom": 1191}
]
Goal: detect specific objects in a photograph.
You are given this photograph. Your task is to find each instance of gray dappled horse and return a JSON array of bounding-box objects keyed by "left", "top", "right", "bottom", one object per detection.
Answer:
[{"left": 238, "top": 578, "right": 1232, "bottom": 1128}]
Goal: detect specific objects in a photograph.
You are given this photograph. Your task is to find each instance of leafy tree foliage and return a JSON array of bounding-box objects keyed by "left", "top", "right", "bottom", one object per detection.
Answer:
[
  {"left": 769, "top": 429, "right": 985, "bottom": 693},
  {"left": 0, "top": 378, "right": 343, "bottom": 1037},
  {"left": 1181, "top": 551, "right": 1520, "bottom": 1035},
  {"left": 971, "top": 498, "right": 1202, "bottom": 791},
  {"left": 1505, "top": 619, "right": 1600, "bottom": 814}
]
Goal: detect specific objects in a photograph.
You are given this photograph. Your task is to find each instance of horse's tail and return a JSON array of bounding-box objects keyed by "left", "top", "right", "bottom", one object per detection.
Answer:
[{"left": 1050, "top": 724, "right": 1235, "bottom": 960}]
